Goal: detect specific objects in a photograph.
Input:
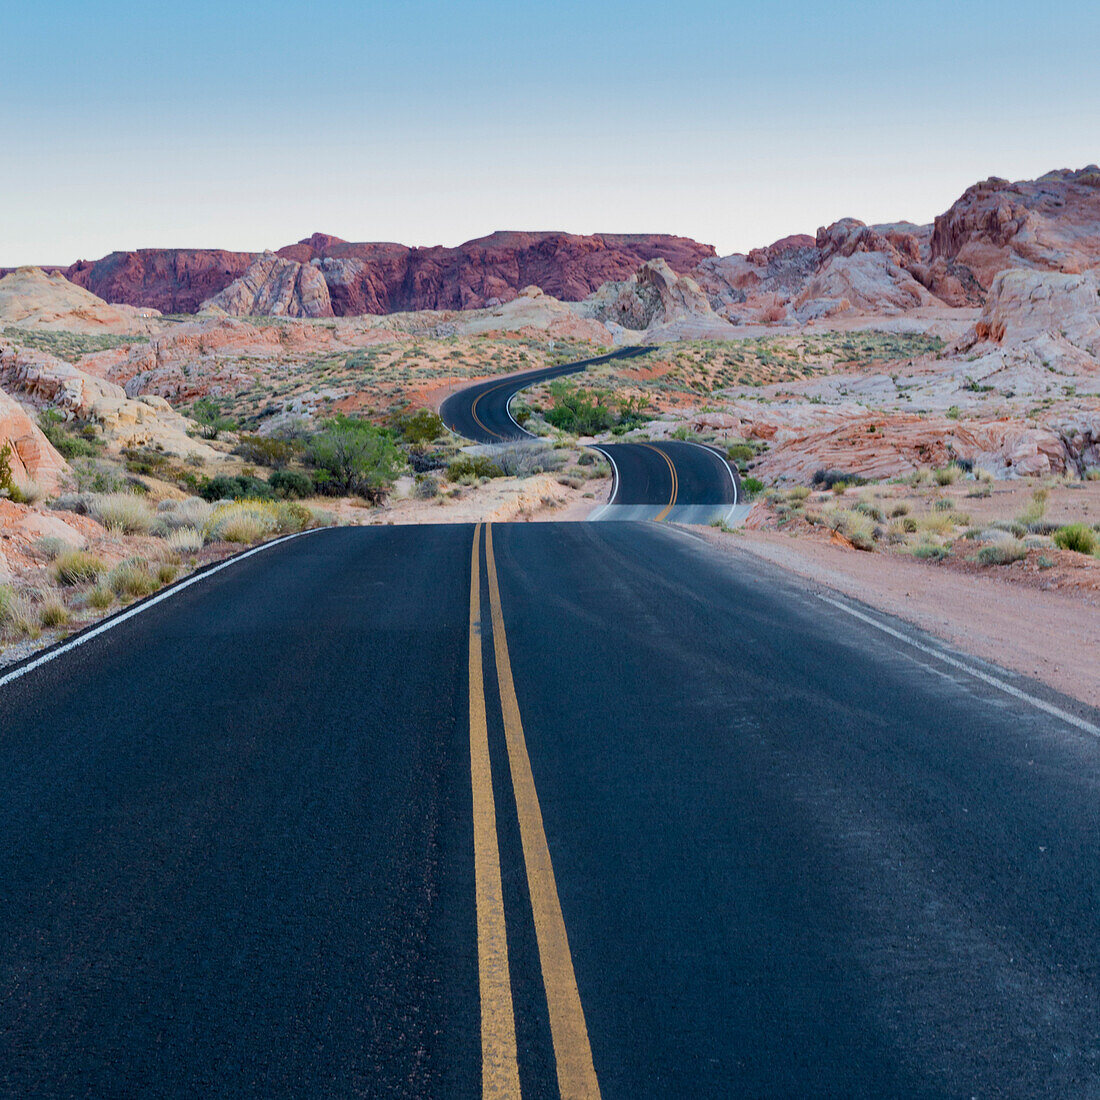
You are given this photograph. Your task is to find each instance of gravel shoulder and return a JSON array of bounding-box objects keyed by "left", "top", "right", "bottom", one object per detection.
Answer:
[{"left": 695, "top": 526, "right": 1100, "bottom": 709}]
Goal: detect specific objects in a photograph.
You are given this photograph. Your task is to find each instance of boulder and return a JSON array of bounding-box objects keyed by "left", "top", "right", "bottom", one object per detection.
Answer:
[{"left": 0, "top": 388, "right": 69, "bottom": 493}]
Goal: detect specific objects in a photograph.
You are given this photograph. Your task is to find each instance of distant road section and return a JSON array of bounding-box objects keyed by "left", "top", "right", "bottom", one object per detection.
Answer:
[
  {"left": 439, "top": 349, "right": 744, "bottom": 523},
  {"left": 438, "top": 347, "right": 652, "bottom": 444},
  {"left": 589, "top": 440, "right": 744, "bottom": 525}
]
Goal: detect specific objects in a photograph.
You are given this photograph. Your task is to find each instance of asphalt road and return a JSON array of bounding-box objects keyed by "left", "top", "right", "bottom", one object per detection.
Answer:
[
  {"left": 438, "top": 350, "right": 743, "bottom": 524},
  {"left": 3, "top": 523, "right": 1099, "bottom": 1097},
  {"left": 438, "top": 347, "right": 652, "bottom": 444},
  {"left": 589, "top": 440, "right": 744, "bottom": 524}
]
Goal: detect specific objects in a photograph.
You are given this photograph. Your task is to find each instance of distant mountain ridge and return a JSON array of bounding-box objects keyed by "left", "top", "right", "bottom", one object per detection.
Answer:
[{"left": 11, "top": 232, "right": 717, "bottom": 317}]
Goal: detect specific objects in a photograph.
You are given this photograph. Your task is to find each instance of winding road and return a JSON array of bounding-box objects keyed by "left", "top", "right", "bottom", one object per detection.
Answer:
[
  {"left": 3, "top": 524, "right": 1099, "bottom": 1097},
  {"left": 439, "top": 350, "right": 746, "bottom": 524}
]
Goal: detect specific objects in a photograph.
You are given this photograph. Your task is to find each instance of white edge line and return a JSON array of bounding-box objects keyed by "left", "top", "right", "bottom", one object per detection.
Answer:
[
  {"left": 680, "top": 440, "right": 740, "bottom": 524},
  {"left": 819, "top": 594, "right": 1100, "bottom": 738},
  {"left": 0, "top": 527, "right": 327, "bottom": 692},
  {"left": 588, "top": 445, "right": 620, "bottom": 520}
]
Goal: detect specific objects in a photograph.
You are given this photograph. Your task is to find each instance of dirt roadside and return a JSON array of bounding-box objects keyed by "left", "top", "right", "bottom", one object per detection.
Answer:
[{"left": 692, "top": 526, "right": 1100, "bottom": 710}]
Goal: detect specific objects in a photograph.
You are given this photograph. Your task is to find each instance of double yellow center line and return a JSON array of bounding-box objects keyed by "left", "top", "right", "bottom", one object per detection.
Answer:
[
  {"left": 468, "top": 523, "right": 601, "bottom": 1099},
  {"left": 642, "top": 444, "right": 679, "bottom": 522}
]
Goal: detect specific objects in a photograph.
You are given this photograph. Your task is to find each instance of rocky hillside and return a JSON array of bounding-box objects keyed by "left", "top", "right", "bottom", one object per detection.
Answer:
[{"left": 50, "top": 232, "right": 717, "bottom": 317}]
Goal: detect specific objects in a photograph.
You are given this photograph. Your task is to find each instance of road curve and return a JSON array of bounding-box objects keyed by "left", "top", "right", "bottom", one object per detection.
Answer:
[
  {"left": 4, "top": 524, "right": 1100, "bottom": 1096},
  {"left": 588, "top": 440, "right": 744, "bottom": 524},
  {"left": 438, "top": 347, "right": 652, "bottom": 444}
]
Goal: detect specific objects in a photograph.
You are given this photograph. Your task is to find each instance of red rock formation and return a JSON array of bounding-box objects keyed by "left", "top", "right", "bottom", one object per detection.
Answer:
[
  {"left": 61, "top": 233, "right": 716, "bottom": 317},
  {"left": 931, "top": 166, "right": 1100, "bottom": 291},
  {"left": 66, "top": 249, "right": 256, "bottom": 314}
]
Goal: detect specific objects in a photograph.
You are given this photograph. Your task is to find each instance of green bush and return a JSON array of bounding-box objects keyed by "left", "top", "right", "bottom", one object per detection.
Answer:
[
  {"left": 976, "top": 540, "right": 1028, "bottom": 566},
  {"left": 38, "top": 410, "right": 101, "bottom": 459},
  {"left": 190, "top": 398, "right": 236, "bottom": 440},
  {"left": 727, "top": 444, "right": 755, "bottom": 463},
  {"left": 812, "top": 468, "right": 866, "bottom": 490},
  {"left": 740, "top": 476, "right": 764, "bottom": 496},
  {"left": 447, "top": 455, "right": 505, "bottom": 481},
  {"left": 1053, "top": 523, "right": 1097, "bottom": 555},
  {"left": 305, "top": 416, "right": 404, "bottom": 499},
  {"left": 53, "top": 550, "right": 107, "bottom": 585},
  {"left": 392, "top": 409, "right": 445, "bottom": 445},
  {"left": 235, "top": 434, "right": 296, "bottom": 468},
  {"left": 198, "top": 474, "right": 275, "bottom": 502},
  {"left": 0, "top": 443, "right": 26, "bottom": 503},
  {"left": 544, "top": 383, "right": 616, "bottom": 436},
  {"left": 268, "top": 469, "right": 314, "bottom": 499}
]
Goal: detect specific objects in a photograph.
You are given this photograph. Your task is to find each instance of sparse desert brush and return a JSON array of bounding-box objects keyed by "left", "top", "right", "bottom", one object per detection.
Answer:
[
  {"left": 448, "top": 455, "right": 504, "bottom": 481},
  {"left": 87, "top": 584, "right": 114, "bottom": 610},
  {"left": 203, "top": 499, "right": 312, "bottom": 544},
  {"left": 888, "top": 503, "right": 910, "bottom": 517},
  {"left": 156, "top": 562, "right": 178, "bottom": 585},
  {"left": 1018, "top": 488, "right": 1049, "bottom": 525},
  {"left": 107, "top": 559, "right": 159, "bottom": 599},
  {"left": 492, "top": 443, "right": 566, "bottom": 477},
  {"left": 975, "top": 540, "right": 1028, "bottom": 566},
  {"left": 823, "top": 506, "right": 877, "bottom": 550},
  {"left": 915, "top": 513, "right": 955, "bottom": 537},
  {"left": 1053, "top": 523, "right": 1097, "bottom": 555},
  {"left": 38, "top": 596, "right": 71, "bottom": 628},
  {"left": 933, "top": 466, "right": 961, "bottom": 486},
  {"left": 156, "top": 496, "right": 215, "bottom": 532},
  {"left": 886, "top": 517, "right": 917, "bottom": 542},
  {"left": 414, "top": 475, "right": 440, "bottom": 500},
  {"left": 786, "top": 486, "right": 811, "bottom": 503},
  {"left": 33, "top": 535, "right": 68, "bottom": 560},
  {"left": 910, "top": 541, "right": 950, "bottom": 561},
  {"left": 0, "top": 585, "right": 41, "bottom": 640},
  {"left": 165, "top": 526, "right": 205, "bottom": 554},
  {"left": 966, "top": 482, "right": 993, "bottom": 498},
  {"left": 52, "top": 550, "right": 107, "bottom": 585},
  {"left": 89, "top": 492, "right": 154, "bottom": 534}
]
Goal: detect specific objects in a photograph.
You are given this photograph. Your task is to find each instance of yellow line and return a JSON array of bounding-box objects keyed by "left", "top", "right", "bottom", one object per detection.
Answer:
[
  {"left": 468, "top": 523, "right": 521, "bottom": 1098},
  {"left": 643, "top": 444, "right": 678, "bottom": 521},
  {"left": 485, "top": 524, "right": 602, "bottom": 1100},
  {"left": 470, "top": 385, "right": 506, "bottom": 439}
]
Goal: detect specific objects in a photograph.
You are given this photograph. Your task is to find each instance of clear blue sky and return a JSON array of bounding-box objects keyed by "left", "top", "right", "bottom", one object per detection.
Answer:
[{"left": 3, "top": 0, "right": 1098, "bottom": 264}]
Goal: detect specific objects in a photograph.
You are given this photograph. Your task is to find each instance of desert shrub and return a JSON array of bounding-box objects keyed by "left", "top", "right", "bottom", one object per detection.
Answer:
[
  {"left": 0, "top": 443, "right": 19, "bottom": 500},
  {"left": 156, "top": 562, "right": 178, "bottom": 585},
  {"left": 492, "top": 443, "right": 566, "bottom": 477},
  {"left": 268, "top": 469, "right": 314, "bottom": 499},
  {"left": 1018, "top": 488, "right": 1049, "bottom": 525},
  {"left": 204, "top": 500, "right": 315, "bottom": 544},
  {"left": 932, "top": 498, "right": 954, "bottom": 512},
  {"left": 911, "top": 542, "right": 950, "bottom": 561},
  {"left": 190, "top": 398, "right": 236, "bottom": 440},
  {"left": 52, "top": 550, "right": 107, "bottom": 585},
  {"left": 785, "top": 486, "right": 811, "bottom": 502},
  {"left": 448, "top": 455, "right": 504, "bottom": 481},
  {"left": 392, "top": 409, "right": 444, "bottom": 445},
  {"left": 976, "top": 540, "right": 1028, "bottom": 565},
  {"left": 305, "top": 416, "right": 404, "bottom": 499},
  {"left": 916, "top": 513, "right": 955, "bottom": 537},
  {"left": 1053, "top": 523, "right": 1097, "bottom": 555},
  {"left": 544, "top": 382, "right": 615, "bottom": 435},
  {"left": 933, "top": 466, "right": 961, "bottom": 486},
  {"left": 854, "top": 500, "right": 885, "bottom": 522},
  {"left": 88, "top": 492, "right": 155, "bottom": 534},
  {"left": 888, "top": 503, "right": 910, "bottom": 517},
  {"left": 577, "top": 450, "right": 596, "bottom": 466},
  {"left": 165, "top": 526, "right": 205, "bottom": 554},
  {"left": 198, "top": 474, "right": 274, "bottom": 502},
  {"left": 727, "top": 443, "right": 755, "bottom": 463},
  {"left": 39, "top": 597, "right": 71, "bottom": 628},
  {"left": 87, "top": 585, "right": 114, "bottom": 609},
  {"left": 414, "top": 475, "right": 440, "bottom": 499},
  {"left": 37, "top": 409, "right": 101, "bottom": 459},
  {"left": 155, "top": 496, "right": 215, "bottom": 532},
  {"left": 0, "top": 586, "right": 39, "bottom": 639},
  {"left": 740, "top": 476, "right": 764, "bottom": 496},
  {"left": 824, "top": 506, "right": 877, "bottom": 550},
  {"left": 235, "top": 434, "right": 296, "bottom": 468},
  {"left": 107, "top": 559, "right": 159, "bottom": 599},
  {"left": 33, "top": 535, "right": 67, "bottom": 560},
  {"left": 812, "top": 468, "right": 866, "bottom": 490}
]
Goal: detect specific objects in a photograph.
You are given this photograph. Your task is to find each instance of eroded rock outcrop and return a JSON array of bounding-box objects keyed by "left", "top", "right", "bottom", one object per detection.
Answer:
[
  {"left": 0, "top": 388, "right": 69, "bottom": 493},
  {"left": 931, "top": 167, "right": 1100, "bottom": 291},
  {"left": 0, "top": 267, "right": 162, "bottom": 334},
  {"left": 202, "top": 253, "right": 334, "bottom": 318}
]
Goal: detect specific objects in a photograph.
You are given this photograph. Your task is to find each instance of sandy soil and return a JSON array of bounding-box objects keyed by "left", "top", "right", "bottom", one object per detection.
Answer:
[{"left": 694, "top": 525, "right": 1100, "bottom": 709}]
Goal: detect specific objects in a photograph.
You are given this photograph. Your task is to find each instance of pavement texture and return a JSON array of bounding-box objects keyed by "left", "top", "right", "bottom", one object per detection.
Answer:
[{"left": 3, "top": 523, "right": 1099, "bottom": 1097}]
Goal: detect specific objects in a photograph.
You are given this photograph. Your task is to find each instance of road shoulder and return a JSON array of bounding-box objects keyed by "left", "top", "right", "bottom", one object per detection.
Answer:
[{"left": 690, "top": 526, "right": 1100, "bottom": 710}]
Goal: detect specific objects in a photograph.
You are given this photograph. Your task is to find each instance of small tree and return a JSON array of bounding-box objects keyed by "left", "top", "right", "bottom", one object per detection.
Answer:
[
  {"left": 191, "top": 398, "right": 236, "bottom": 440},
  {"left": 306, "top": 416, "right": 403, "bottom": 500}
]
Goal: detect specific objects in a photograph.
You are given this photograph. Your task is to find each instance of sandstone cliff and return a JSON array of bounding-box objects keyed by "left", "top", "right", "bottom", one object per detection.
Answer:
[
  {"left": 0, "top": 267, "right": 162, "bottom": 335},
  {"left": 202, "top": 253, "right": 334, "bottom": 318}
]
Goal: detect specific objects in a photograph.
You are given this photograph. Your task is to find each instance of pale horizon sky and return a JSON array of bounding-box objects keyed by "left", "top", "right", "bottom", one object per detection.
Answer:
[{"left": 3, "top": 1, "right": 1098, "bottom": 267}]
